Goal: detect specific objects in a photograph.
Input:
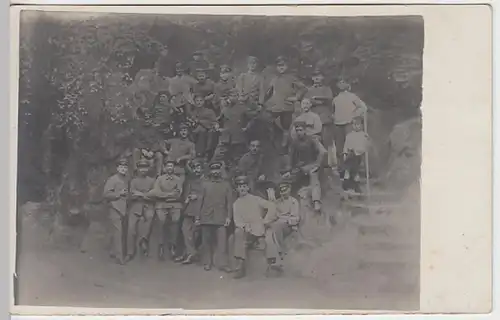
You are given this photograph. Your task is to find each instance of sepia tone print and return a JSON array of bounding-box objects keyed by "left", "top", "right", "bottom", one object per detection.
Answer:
[{"left": 15, "top": 10, "right": 423, "bottom": 311}]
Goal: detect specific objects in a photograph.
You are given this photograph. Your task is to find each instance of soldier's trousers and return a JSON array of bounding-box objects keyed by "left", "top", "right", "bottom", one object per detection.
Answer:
[
  {"left": 265, "top": 220, "right": 294, "bottom": 260},
  {"left": 334, "top": 123, "right": 352, "bottom": 169},
  {"left": 182, "top": 215, "right": 199, "bottom": 257},
  {"left": 127, "top": 206, "right": 155, "bottom": 256},
  {"left": 155, "top": 208, "right": 182, "bottom": 249},
  {"left": 298, "top": 164, "right": 322, "bottom": 203},
  {"left": 132, "top": 148, "right": 163, "bottom": 177},
  {"left": 107, "top": 209, "right": 125, "bottom": 261},
  {"left": 201, "top": 224, "right": 229, "bottom": 267},
  {"left": 233, "top": 227, "right": 277, "bottom": 261}
]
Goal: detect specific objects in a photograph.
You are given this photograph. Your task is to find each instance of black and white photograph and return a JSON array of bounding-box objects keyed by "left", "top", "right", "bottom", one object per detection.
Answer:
[{"left": 14, "top": 7, "right": 423, "bottom": 312}]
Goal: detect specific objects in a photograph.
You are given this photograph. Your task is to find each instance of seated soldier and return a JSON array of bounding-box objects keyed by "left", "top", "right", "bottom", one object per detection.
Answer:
[
  {"left": 188, "top": 93, "right": 218, "bottom": 160},
  {"left": 284, "top": 121, "right": 327, "bottom": 212},
  {"left": 232, "top": 176, "right": 279, "bottom": 279},
  {"left": 265, "top": 178, "right": 300, "bottom": 272}
]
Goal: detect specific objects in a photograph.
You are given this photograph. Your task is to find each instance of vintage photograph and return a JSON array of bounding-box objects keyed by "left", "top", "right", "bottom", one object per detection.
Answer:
[{"left": 15, "top": 9, "right": 423, "bottom": 311}]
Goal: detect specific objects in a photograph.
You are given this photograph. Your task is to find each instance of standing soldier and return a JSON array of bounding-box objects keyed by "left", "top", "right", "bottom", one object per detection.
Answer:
[
  {"left": 127, "top": 159, "right": 155, "bottom": 261},
  {"left": 232, "top": 176, "right": 278, "bottom": 279},
  {"left": 177, "top": 159, "right": 205, "bottom": 264},
  {"left": 102, "top": 158, "right": 129, "bottom": 265},
  {"left": 265, "top": 56, "right": 307, "bottom": 149},
  {"left": 332, "top": 79, "right": 368, "bottom": 172},
  {"left": 235, "top": 56, "right": 266, "bottom": 109},
  {"left": 214, "top": 65, "right": 236, "bottom": 105},
  {"left": 151, "top": 159, "right": 184, "bottom": 261},
  {"left": 304, "top": 69, "right": 334, "bottom": 147},
  {"left": 197, "top": 161, "right": 233, "bottom": 272},
  {"left": 212, "top": 89, "right": 247, "bottom": 168}
]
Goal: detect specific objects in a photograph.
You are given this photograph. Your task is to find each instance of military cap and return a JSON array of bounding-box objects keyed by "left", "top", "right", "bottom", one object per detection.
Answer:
[
  {"left": 117, "top": 158, "right": 128, "bottom": 166},
  {"left": 136, "top": 159, "right": 150, "bottom": 168},
  {"left": 312, "top": 68, "right": 324, "bottom": 76},
  {"left": 220, "top": 64, "right": 232, "bottom": 73},
  {"left": 276, "top": 56, "right": 288, "bottom": 65},
  {"left": 178, "top": 122, "right": 190, "bottom": 130},
  {"left": 234, "top": 175, "right": 249, "bottom": 186},
  {"left": 164, "top": 158, "right": 176, "bottom": 165},
  {"left": 209, "top": 161, "right": 223, "bottom": 170},
  {"left": 247, "top": 56, "right": 259, "bottom": 63},
  {"left": 191, "top": 158, "right": 204, "bottom": 168},
  {"left": 294, "top": 121, "right": 307, "bottom": 129},
  {"left": 337, "top": 79, "right": 351, "bottom": 90}
]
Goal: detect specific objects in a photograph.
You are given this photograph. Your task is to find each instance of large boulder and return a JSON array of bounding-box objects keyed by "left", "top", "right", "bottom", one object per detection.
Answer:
[{"left": 382, "top": 117, "right": 422, "bottom": 191}]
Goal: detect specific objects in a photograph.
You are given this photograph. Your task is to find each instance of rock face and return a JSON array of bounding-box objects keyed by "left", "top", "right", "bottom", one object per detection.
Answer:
[{"left": 383, "top": 117, "right": 422, "bottom": 191}]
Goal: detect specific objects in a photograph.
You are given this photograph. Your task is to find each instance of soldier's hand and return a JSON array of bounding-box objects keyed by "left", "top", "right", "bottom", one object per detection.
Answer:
[
  {"left": 282, "top": 172, "right": 291, "bottom": 179},
  {"left": 224, "top": 218, "right": 231, "bottom": 227},
  {"left": 195, "top": 219, "right": 201, "bottom": 226},
  {"left": 258, "top": 174, "right": 266, "bottom": 181},
  {"left": 189, "top": 194, "right": 198, "bottom": 200}
]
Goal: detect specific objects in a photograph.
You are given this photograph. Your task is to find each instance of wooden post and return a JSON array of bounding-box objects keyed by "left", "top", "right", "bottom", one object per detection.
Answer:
[{"left": 364, "top": 110, "right": 372, "bottom": 215}]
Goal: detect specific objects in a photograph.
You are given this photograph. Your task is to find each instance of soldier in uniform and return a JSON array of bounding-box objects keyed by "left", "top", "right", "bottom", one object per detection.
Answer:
[
  {"left": 127, "top": 159, "right": 155, "bottom": 260},
  {"left": 197, "top": 161, "right": 233, "bottom": 272},
  {"left": 265, "top": 56, "right": 307, "bottom": 149},
  {"left": 164, "top": 123, "right": 196, "bottom": 185},
  {"left": 151, "top": 159, "right": 184, "bottom": 261},
  {"left": 265, "top": 178, "right": 300, "bottom": 272},
  {"left": 235, "top": 56, "right": 266, "bottom": 109},
  {"left": 236, "top": 139, "right": 267, "bottom": 197},
  {"left": 284, "top": 121, "right": 327, "bottom": 212},
  {"left": 232, "top": 176, "right": 279, "bottom": 279},
  {"left": 177, "top": 159, "right": 205, "bottom": 264},
  {"left": 102, "top": 158, "right": 129, "bottom": 264}
]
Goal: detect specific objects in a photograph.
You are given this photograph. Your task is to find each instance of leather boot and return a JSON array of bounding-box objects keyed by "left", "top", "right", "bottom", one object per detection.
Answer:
[
  {"left": 233, "top": 259, "right": 246, "bottom": 279},
  {"left": 158, "top": 245, "right": 165, "bottom": 261}
]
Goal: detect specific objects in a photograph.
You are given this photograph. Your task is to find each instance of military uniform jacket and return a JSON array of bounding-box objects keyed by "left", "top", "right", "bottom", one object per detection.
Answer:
[
  {"left": 129, "top": 176, "right": 155, "bottom": 215},
  {"left": 198, "top": 178, "right": 233, "bottom": 225},
  {"left": 153, "top": 174, "right": 183, "bottom": 210},
  {"left": 183, "top": 175, "right": 206, "bottom": 217},
  {"left": 103, "top": 174, "right": 129, "bottom": 216}
]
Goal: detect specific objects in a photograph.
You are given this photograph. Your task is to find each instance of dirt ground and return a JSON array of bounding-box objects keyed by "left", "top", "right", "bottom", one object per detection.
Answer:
[{"left": 16, "top": 202, "right": 419, "bottom": 311}]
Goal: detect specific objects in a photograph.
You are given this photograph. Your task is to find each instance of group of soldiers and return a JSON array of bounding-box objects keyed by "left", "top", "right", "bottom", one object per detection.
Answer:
[{"left": 102, "top": 52, "right": 370, "bottom": 279}]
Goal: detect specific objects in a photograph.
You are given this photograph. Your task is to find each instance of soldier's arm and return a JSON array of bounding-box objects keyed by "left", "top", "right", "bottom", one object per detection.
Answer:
[
  {"left": 353, "top": 94, "right": 368, "bottom": 115},
  {"left": 226, "top": 184, "right": 234, "bottom": 220},
  {"left": 235, "top": 74, "right": 244, "bottom": 96},
  {"left": 232, "top": 202, "right": 244, "bottom": 229},
  {"left": 260, "top": 198, "right": 278, "bottom": 224},
  {"left": 313, "top": 138, "right": 327, "bottom": 168},
  {"left": 287, "top": 198, "right": 300, "bottom": 226},
  {"left": 258, "top": 75, "right": 266, "bottom": 105},
  {"left": 312, "top": 114, "right": 323, "bottom": 136},
  {"left": 103, "top": 177, "right": 120, "bottom": 200}
]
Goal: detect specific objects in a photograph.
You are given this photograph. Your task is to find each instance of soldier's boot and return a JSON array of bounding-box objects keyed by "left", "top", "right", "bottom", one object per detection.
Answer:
[
  {"left": 158, "top": 245, "right": 165, "bottom": 261},
  {"left": 139, "top": 239, "right": 149, "bottom": 257},
  {"left": 233, "top": 258, "right": 246, "bottom": 279},
  {"left": 266, "top": 258, "right": 284, "bottom": 277}
]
